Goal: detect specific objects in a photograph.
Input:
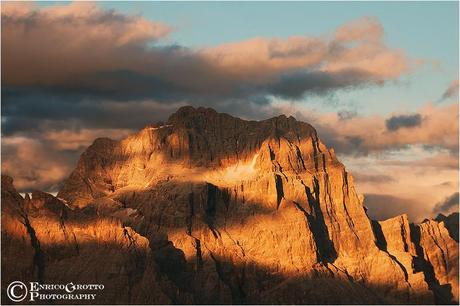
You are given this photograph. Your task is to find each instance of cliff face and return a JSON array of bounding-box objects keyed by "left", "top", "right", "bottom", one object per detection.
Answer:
[
  {"left": 2, "top": 106, "right": 458, "bottom": 304},
  {"left": 1, "top": 175, "right": 181, "bottom": 304}
]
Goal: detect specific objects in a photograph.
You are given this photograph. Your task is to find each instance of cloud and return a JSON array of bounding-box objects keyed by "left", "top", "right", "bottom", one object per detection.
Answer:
[
  {"left": 364, "top": 194, "right": 429, "bottom": 222},
  {"left": 380, "top": 152, "right": 459, "bottom": 170},
  {"left": 441, "top": 79, "right": 459, "bottom": 100},
  {"left": 1, "top": 136, "right": 77, "bottom": 192},
  {"left": 270, "top": 102, "right": 458, "bottom": 155},
  {"left": 2, "top": 93, "right": 185, "bottom": 135},
  {"left": 2, "top": 2, "right": 419, "bottom": 144},
  {"left": 265, "top": 69, "right": 379, "bottom": 99},
  {"left": 204, "top": 16, "right": 413, "bottom": 82},
  {"left": 2, "top": 3, "right": 417, "bottom": 138},
  {"left": 433, "top": 192, "right": 459, "bottom": 215},
  {"left": 360, "top": 153, "right": 458, "bottom": 222},
  {"left": 335, "top": 16, "right": 383, "bottom": 43},
  {"left": 1, "top": 125, "right": 139, "bottom": 192},
  {"left": 353, "top": 173, "right": 396, "bottom": 184},
  {"left": 385, "top": 114, "right": 422, "bottom": 131},
  {"left": 42, "top": 128, "right": 134, "bottom": 151},
  {"left": 337, "top": 110, "right": 358, "bottom": 121},
  {"left": 2, "top": 1, "right": 454, "bottom": 222},
  {"left": 2, "top": 2, "right": 170, "bottom": 86},
  {"left": 342, "top": 146, "right": 459, "bottom": 222}
]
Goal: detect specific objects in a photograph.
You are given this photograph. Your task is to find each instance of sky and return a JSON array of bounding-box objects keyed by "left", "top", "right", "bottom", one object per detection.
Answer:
[{"left": 1, "top": 1, "right": 459, "bottom": 222}]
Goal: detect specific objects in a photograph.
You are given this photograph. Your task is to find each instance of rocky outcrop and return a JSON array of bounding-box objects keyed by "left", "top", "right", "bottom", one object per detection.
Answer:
[
  {"left": 2, "top": 107, "right": 459, "bottom": 304},
  {"left": 374, "top": 215, "right": 432, "bottom": 303},
  {"left": 1, "top": 175, "right": 177, "bottom": 304},
  {"left": 435, "top": 213, "right": 459, "bottom": 243},
  {"left": 415, "top": 220, "right": 459, "bottom": 303},
  {"left": 372, "top": 211, "right": 459, "bottom": 305}
]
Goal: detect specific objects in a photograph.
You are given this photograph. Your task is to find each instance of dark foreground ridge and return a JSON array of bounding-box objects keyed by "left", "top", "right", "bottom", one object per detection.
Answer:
[{"left": 2, "top": 106, "right": 458, "bottom": 304}]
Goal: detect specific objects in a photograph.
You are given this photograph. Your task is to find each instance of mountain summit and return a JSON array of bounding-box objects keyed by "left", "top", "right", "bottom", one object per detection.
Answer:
[{"left": 2, "top": 106, "right": 458, "bottom": 304}]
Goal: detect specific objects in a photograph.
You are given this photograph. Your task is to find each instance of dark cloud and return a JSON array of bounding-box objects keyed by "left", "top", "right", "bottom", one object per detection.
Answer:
[
  {"left": 433, "top": 192, "right": 459, "bottom": 215},
  {"left": 337, "top": 110, "right": 358, "bottom": 121},
  {"left": 385, "top": 114, "right": 422, "bottom": 131},
  {"left": 441, "top": 79, "right": 459, "bottom": 101},
  {"left": 267, "top": 69, "right": 378, "bottom": 99},
  {"left": 0, "top": 3, "right": 438, "bottom": 195},
  {"left": 1, "top": 87, "right": 184, "bottom": 134},
  {"left": 1, "top": 3, "right": 414, "bottom": 138}
]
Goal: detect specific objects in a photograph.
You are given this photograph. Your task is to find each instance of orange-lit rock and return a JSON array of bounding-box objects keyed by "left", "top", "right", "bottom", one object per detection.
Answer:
[
  {"left": 416, "top": 219, "right": 459, "bottom": 303},
  {"left": 376, "top": 215, "right": 434, "bottom": 303},
  {"left": 2, "top": 107, "right": 458, "bottom": 304},
  {"left": 1, "top": 176, "right": 179, "bottom": 304}
]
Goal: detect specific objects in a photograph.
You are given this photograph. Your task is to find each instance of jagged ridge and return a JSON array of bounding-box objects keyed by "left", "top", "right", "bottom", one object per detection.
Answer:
[{"left": 2, "top": 106, "right": 458, "bottom": 304}]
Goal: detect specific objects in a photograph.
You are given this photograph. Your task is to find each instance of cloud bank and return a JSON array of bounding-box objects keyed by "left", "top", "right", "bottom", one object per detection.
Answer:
[
  {"left": 269, "top": 102, "right": 458, "bottom": 156},
  {"left": 2, "top": 3, "right": 416, "bottom": 137},
  {"left": 1, "top": 2, "right": 423, "bottom": 193},
  {"left": 1, "top": 2, "right": 457, "bottom": 224}
]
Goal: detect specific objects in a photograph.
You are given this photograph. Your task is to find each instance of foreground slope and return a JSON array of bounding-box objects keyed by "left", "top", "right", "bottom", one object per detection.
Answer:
[{"left": 2, "top": 106, "right": 458, "bottom": 304}]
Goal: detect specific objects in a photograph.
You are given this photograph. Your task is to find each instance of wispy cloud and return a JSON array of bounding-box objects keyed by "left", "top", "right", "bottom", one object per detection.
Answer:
[
  {"left": 1, "top": 136, "right": 76, "bottom": 192},
  {"left": 345, "top": 148, "right": 459, "bottom": 222},
  {"left": 441, "top": 79, "right": 459, "bottom": 101}
]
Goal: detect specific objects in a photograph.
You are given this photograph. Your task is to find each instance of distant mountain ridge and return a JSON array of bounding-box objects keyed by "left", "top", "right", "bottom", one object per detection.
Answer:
[{"left": 2, "top": 106, "right": 458, "bottom": 304}]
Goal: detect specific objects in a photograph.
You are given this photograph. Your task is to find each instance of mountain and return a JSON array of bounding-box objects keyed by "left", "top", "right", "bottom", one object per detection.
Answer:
[{"left": 2, "top": 106, "right": 458, "bottom": 304}]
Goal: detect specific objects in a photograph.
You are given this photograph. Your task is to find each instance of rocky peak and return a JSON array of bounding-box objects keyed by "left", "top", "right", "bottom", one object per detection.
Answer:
[
  {"left": 167, "top": 106, "right": 221, "bottom": 126},
  {"left": 1, "top": 174, "right": 15, "bottom": 192},
  {"left": 4, "top": 107, "right": 458, "bottom": 304},
  {"left": 1, "top": 175, "right": 24, "bottom": 216},
  {"left": 166, "top": 105, "right": 316, "bottom": 147},
  {"left": 435, "top": 212, "right": 459, "bottom": 242},
  {"left": 58, "top": 107, "right": 377, "bottom": 260}
]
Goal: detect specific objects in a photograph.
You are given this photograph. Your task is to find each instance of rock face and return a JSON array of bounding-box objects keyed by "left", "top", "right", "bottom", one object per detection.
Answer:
[
  {"left": 435, "top": 213, "right": 459, "bottom": 243},
  {"left": 2, "top": 106, "right": 459, "bottom": 304},
  {"left": 415, "top": 220, "right": 459, "bottom": 303},
  {"left": 1, "top": 175, "right": 178, "bottom": 304}
]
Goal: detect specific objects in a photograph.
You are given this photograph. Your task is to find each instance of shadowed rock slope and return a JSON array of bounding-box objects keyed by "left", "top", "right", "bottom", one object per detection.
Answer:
[{"left": 2, "top": 106, "right": 458, "bottom": 304}]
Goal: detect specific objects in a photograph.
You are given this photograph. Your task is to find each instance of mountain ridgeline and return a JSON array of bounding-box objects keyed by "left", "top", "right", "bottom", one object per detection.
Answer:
[{"left": 2, "top": 106, "right": 458, "bottom": 304}]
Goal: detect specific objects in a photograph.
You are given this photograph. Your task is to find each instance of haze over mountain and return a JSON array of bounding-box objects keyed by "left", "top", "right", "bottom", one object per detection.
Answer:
[{"left": 2, "top": 107, "right": 458, "bottom": 304}]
